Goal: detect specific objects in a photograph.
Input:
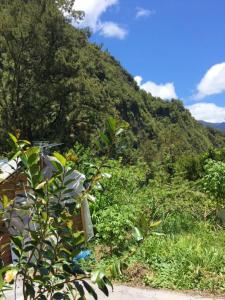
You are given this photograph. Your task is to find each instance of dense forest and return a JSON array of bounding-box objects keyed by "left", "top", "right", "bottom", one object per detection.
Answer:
[
  {"left": 1, "top": 1, "right": 225, "bottom": 298},
  {"left": 0, "top": 0, "right": 224, "bottom": 163}
]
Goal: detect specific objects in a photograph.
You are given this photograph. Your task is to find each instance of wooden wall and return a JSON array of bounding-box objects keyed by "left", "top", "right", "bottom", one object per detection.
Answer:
[{"left": 0, "top": 172, "right": 27, "bottom": 265}]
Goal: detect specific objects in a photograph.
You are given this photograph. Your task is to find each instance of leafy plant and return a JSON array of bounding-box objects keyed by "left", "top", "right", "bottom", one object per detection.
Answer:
[
  {"left": 0, "top": 133, "right": 111, "bottom": 299},
  {"left": 95, "top": 205, "right": 136, "bottom": 254},
  {"left": 202, "top": 159, "right": 225, "bottom": 211}
]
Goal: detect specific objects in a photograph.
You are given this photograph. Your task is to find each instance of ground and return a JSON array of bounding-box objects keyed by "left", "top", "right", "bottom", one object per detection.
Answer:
[{"left": 3, "top": 283, "right": 224, "bottom": 300}]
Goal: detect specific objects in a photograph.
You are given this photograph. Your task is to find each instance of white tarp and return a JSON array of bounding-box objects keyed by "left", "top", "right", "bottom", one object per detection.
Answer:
[
  {"left": 0, "top": 159, "right": 19, "bottom": 182},
  {"left": 43, "top": 155, "right": 94, "bottom": 241}
]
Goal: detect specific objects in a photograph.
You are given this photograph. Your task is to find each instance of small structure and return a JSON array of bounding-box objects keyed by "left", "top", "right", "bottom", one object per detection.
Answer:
[
  {"left": 0, "top": 159, "right": 28, "bottom": 265},
  {"left": 0, "top": 155, "right": 94, "bottom": 266}
]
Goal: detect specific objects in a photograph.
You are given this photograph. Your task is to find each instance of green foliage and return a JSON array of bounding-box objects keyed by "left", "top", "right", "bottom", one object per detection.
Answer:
[
  {"left": 1, "top": 1, "right": 225, "bottom": 295},
  {"left": 88, "top": 158, "right": 225, "bottom": 293},
  {"left": 95, "top": 205, "right": 136, "bottom": 254},
  {"left": 0, "top": 133, "right": 111, "bottom": 299},
  {"left": 138, "top": 227, "right": 225, "bottom": 292},
  {"left": 0, "top": 0, "right": 224, "bottom": 160},
  {"left": 0, "top": 0, "right": 89, "bottom": 146},
  {"left": 177, "top": 147, "right": 225, "bottom": 182},
  {"left": 178, "top": 155, "right": 203, "bottom": 181},
  {"left": 202, "top": 159, "right": 225, "bottom": 206}
]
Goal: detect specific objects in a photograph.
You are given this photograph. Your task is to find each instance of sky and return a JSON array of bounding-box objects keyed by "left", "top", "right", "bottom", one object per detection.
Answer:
[{"left": 73, "top": 0, "right": 225, "bottom": 123}]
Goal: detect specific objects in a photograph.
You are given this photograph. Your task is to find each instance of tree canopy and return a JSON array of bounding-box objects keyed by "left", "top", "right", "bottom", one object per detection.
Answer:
[{"left": 0, "top": 0, "right": 224, "bottom": 160}]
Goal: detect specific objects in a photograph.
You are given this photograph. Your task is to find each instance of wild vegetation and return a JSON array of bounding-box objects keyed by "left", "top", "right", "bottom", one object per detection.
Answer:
[
  {"left": 87, "top": 149, "right": 225, "bottom": 294},
  {"left": 0, "top": 119, "right": 124, "bottom": 299},
  {"left": 0, "top": 0, "right": 225, "bottom": 298},
  {"left": 0, "top": 0, "right": 225, "bottom": 159}
]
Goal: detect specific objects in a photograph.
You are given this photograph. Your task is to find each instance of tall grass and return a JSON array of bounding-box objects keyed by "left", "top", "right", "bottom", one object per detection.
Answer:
[{"left": 92, "top": 160, "right": 225, "bottom": 293}]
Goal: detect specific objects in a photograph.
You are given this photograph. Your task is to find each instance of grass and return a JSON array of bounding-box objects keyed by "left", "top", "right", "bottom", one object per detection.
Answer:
[
  {"left": 90, "top": 160, "right": 225, "bottom": 294},
  {"left": 136, "top": 226, "right": 225, "bottom": 292}
]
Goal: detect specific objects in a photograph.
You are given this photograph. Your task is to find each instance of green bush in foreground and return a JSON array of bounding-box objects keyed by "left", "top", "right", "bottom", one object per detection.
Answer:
[
  {"left": 0, "top": 134, "right": 111, "bottom": 299},
  {"left": 0, "top": 117, "right": 125, "bottom": 298},
  {"left": 202, "top": 159, "right": 225, "bottom": 210}
]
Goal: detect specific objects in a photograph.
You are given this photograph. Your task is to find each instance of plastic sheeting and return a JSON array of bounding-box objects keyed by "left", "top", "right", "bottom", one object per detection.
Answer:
[
  {"left": 43, "top": 155, "right": 94, "bottom": 241},
  {"left": 81, "top": 198, "right": 94, "bottom": 241}
]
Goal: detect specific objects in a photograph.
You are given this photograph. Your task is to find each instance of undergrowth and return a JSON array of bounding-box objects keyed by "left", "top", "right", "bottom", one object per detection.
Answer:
[{"left": 90, "top": 159, "right": 225, "bottom": 294}]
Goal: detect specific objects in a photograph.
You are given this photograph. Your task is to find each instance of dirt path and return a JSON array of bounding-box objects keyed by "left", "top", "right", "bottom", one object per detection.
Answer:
[
  {"left": 97, "top": 285, "right": 222, "bottom": 300},
  {"left": 3, "top": 283, "right": 223, "bottom": 300}
]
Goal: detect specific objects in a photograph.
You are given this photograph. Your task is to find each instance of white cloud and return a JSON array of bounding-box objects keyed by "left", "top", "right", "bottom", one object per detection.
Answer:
[
  {"left": 73, "top": 0, "right": 127, "bottom": 39},
  {"left": 187, "top": 103, "right": 225, "bottom": 123},
  {"left": 99, "top": 22, "right": 127, "bottom": 39},
  {"left": 134, "top": 76, "right": 177, "bottom": 100},
  {"left": 136, "top": 7, "right": 155, "bottom": 19},
  {"left": 195, "top": 62, "right": 225, "bottom": 99},
  {"left": 134, "top": 76, "right": 143, "bottom": 86}
]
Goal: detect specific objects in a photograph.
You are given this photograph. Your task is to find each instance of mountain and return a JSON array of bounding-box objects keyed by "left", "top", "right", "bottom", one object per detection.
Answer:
[
  {"left": 200, "top": 121, "right": 225, "bottom": 132},
  {"left": 0, "top": 0, "right": 224, "bottom": 162}
]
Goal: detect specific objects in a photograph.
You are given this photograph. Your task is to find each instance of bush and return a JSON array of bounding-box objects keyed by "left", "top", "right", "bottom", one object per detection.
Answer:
[
  {"left": 202, "top": 159, "right": 225, "bottom": 210},
  {"left": 0, "top": 134, "right": 110, "bottom": 299},
  {"left": 95, "top": 205, "right": 136, "bottom": 254}
]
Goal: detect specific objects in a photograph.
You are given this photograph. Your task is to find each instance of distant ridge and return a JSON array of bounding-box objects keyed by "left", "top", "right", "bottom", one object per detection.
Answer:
[{"left": 200, "top": 121, "right": 225, "bottom": 132}]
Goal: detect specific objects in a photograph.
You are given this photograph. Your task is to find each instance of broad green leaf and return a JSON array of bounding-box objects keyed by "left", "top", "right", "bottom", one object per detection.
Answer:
[
  {"left": 8, "top": 133, "right": 18, "bottom": 144},
  {"left": 41, "top": 212, "right": 48, "bottom": 221},
  {"left": 54, "top": 152, "right": 67, "bottom": 167},
  {"left": 109, "top": 261, "right": 121, "bottom": 278},
  {"left": 73, "top": 232, "right": 85, "bottom": 245},
  {"left": 10, "top": 150, "right": 22, "bottom": 161},
  {"left": 52, "top": 292, "right": 64, "bottom": 299},
  {"left": 106, "top": 117, "right": 116, "bottom": 133},
  {"left": 2, "top": 195, "right": 10, "bottom": 209},
  {"left": 50, "top": 160, "right": 64, "bottom": 173},
  {"left": 12, "top": 247, "right": 21, "bottom": 258},
  {"left": 91, "top": 270, "right": 105, "bottom": 283},
  {"left": 28, "top": 153, "right": 39, "bottom": 166},
  {"left": 96, "top": 278, "right": 109, "bottom": 297},
  {"left": 115, "top": 128, "right": 124, "bottom": 136},
  {"left": 73, "top": 281, "right": 85, "bottom": 297},
  {"left": 18, "top": 140, "right": 31, "bottom": 148},
  {"left": 150, "top": 220, "right": 161, "bottom": 228},
  {"left": 82, "top": 280, "right": 97, "bottom": 300},
  {"left": 132, "top": 227, "right": 143, "bottom": 242},
  {"left": 11, "top": 236, "right": 23, "bottom": 250},
  {"left": 35, "top": 181, "right": 47, "bottom": 190}
]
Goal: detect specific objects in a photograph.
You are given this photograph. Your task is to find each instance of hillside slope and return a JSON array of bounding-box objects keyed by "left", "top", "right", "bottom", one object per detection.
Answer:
[
  {"left": 0, "top": 1, "right": 224, "bottom": 160},
  {"left": 69, "top": 39, "right": 225, "bottom": 161}
]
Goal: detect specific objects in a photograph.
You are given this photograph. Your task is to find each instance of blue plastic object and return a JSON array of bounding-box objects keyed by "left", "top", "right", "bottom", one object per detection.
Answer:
[{"left": 73, "top": 250, "right": 92, "bottom": 262}]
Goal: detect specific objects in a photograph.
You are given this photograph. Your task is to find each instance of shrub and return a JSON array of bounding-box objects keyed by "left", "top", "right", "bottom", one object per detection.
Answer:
[
  {"left": 0, "top": 134, "right": 110, "bottom": 299},
  {"left": 202, "top": 159, "right": 225, "bottom": 210},
  {"left": 95, "top": 205, "right": 136, "bottom": 254}
]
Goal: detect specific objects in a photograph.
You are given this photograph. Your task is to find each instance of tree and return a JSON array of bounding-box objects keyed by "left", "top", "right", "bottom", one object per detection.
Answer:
[{"left": 0, "top": 0, "right": 86, "bottom": 144}]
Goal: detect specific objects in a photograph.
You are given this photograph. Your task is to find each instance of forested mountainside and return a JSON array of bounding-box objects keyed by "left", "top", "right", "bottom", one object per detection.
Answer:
[
  {"left": 200, "top": 121, "right": 225, "bottom": 132},
  {"left": 0, "top": 0, "right": 224, "bottom": 161}
]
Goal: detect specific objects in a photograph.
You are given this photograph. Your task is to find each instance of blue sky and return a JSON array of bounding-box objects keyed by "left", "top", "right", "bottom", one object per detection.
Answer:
[{"left": 73, "top": 0, "right": 225, "bottom": 123}]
